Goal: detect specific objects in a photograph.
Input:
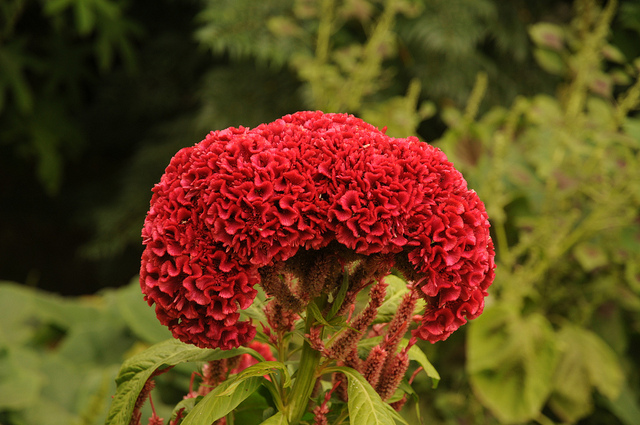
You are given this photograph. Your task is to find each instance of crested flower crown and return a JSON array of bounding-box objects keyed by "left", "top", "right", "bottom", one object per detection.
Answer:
[{"left": 140, "top": 111, "right": 495, "bottom": 350}]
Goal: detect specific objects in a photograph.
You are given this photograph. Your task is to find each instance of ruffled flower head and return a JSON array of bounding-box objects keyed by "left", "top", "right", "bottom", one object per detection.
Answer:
[{"left": 140, "top": 111, "right": 495, "bottom": 349}]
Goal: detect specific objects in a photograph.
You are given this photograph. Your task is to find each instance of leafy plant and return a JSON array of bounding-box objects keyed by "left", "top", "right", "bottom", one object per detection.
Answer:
[
  {"left": 433, "top": 0, "right": 640, "bottom": 423},
  {"left": 0, "top": 0, "right": 139, "bottom": 195},
  {"left": 103, "top": 278, "right": 440, "bottom": 425},
  {"left": 0, "top": 279, "right": 177, "bottom": 425},
  {"left": 103, "top": 108, "right": 492, "bottom": 425}
]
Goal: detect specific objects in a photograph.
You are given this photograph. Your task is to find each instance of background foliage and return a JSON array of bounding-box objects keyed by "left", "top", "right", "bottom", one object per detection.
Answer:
[{"left": 1, "top": 0, "right": 639, "bottom": 424}]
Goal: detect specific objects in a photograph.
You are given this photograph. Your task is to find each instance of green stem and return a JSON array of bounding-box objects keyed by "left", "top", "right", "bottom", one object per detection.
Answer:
[
  {"left": 287, "top": 300, "right": 325, "bottom": 424},
  {"left": 315, "top": 0, "right": 334, "bottom": 63}
]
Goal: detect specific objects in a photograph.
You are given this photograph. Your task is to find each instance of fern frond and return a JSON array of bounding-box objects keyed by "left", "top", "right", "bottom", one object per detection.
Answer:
[{"left": 195, "top": 0, "right": 307, "bottom": 67}]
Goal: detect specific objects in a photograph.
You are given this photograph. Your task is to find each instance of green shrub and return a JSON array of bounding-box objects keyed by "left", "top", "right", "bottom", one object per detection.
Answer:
[{"left": 432, "top": 1, "right": 640, "bottom": 423}]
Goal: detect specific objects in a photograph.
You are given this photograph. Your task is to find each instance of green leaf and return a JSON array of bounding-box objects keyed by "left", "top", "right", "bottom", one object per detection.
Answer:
[
  {"left": 218, "top": 361, "right": 291, "bottom": 395},
  {"left": 375, "top": 275, "right": 410, "bottom": 322},
  {"left": 22, "top": 355, "right": 119, "bottom": 425},
  {"left": 43, "top": 0, "right": 74, "bottom": 15},
  {"left": 106, "top": 339, "right": 255, "bottom": 425},
  {"left": 31, "top": 128, "right": 64, "bottom": 195},
  {"left": 398, "top": 381, "right": 423, "bottom": 424},
  {"left": 573, "top": 242, "right": 609, "bottom": 272},
  {"left": 0, "top": 282, "right": 41, "bottom": 346},
  {"left": 570, "top": 327, "right": 622, "bottom": 400},
  {"left": 0, "top": 282, "right": 98, "bottom": 346},
  {"left": 623, "top": 117, "right": 640, "bottom": 144},
  {"left": 601, "top": 44, "right": 626, "bottom": 63},
  {"left": 548, "top": 324, "right": 623, "bottom": 423},
  {"left": 528, "top": 22, "right": 565, "bottom": 51},
  {"left": 195, "top": 0, "right": 303, "bottom": 67},
  {"left": 327, "top": 272, "right": 350, "bottom": 320},
  {"left": 231, "top": 389, "right": 272, "bottom": 425},
  {"left": 115, "top": 278, "right": 172, "bottom": 344},
  {"left": 548, "top": 374, "right": 592, "bottom": 422},
  {"left": 533, "top": 48, "right": 566, "bottom": 76},
  {"left": 71, "top": 365, "right": 119, "bottom": 425},
  {"left": 332, "top": 366, "right": 408, "bottom": 425},
  {"left": 19, "top": 397, "right": 78, "bottom": 425},
  {"left": 605, "top": 380, "right": 640, "bottom": 425},
  {"left": 0, "top": 347, "right": 43, "bottom": 409},
  {"left": 259, "top": 411, "right": 289, "bottom": 425},
  {"left": 360, "top": 79, "right": 433, "bottom": 138},
  {"left": 93, "top": 0, "right": 120, "bottom": 19},
  {"left": 56, "top": 316, "right": 133, "bottom": 366},
  {"left": 267, "top": 16, "right": 303, "bottom": 38},
  {"left": 239, "top": 288, "right": 268, "bottom": 323},
  {"left": 180, "top": 375, "right": 264, "bottom": 425},
  {"left": 307, "top": 301, "right": 332, "bottom": 327},
  {"left": 467, "top": 306, "right": 558, "bottom": 424},
  {"left": 407, "top": 344, "right": 440, "bottom": 388},
  {"left": 0, "top": 43, "right": 34, "bottom": 114},
  {"left": 75, "top": 0, "right": 95, "bottom": 34}
]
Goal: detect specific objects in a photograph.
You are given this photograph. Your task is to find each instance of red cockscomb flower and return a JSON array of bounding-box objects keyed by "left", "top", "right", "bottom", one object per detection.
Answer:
[{"left": 140, "top": 111, "right": 495, "bottom": 349}]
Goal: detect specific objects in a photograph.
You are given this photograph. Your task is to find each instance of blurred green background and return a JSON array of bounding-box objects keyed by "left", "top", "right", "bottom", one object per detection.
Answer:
[{"left": 1, "top": 0, "right": 639, "bottom": 424}]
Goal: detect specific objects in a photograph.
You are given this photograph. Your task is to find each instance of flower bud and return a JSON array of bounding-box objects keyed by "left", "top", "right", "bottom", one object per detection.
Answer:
[{"left": 376, "top": 350, "right": 409, "bottom": 401}]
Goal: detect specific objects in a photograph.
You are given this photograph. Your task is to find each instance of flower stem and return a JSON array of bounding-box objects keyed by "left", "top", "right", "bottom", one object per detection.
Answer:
[{"left": 287, "top": 299, "right": 325, "bottom": 424}]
